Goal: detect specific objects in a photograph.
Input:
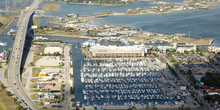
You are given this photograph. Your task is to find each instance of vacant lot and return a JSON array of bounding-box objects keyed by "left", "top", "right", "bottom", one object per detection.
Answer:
[
  {"left": 42, "top": 4, "right": 60, "bottom": 11},
  {"left": 33, "top": 17, "right": 39, "bottom": 26},
  {"left": 32, "top": 68, "right": 41, "bottom": 77}
]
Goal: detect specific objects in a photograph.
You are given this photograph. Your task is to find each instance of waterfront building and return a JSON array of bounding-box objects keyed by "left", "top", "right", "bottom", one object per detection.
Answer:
[
  {"left": 82, "top": 40, "right": 97, "bottom": 47},
  {"left": 174, "top": 42, "right": 197, "bottom": 53},
  {"left": 157, "top": 46, "right": 175, "bottom": 52},
  {"left": 90, "top": 44, "right": 145, "bottom": 57}
]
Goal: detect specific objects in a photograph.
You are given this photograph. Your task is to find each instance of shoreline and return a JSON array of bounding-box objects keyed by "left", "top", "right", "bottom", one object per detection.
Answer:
[
  {"left": 43, "top": 0, "right": 136, "bottom": 6},
  {"left": 96, "top": 1, "right": 220, "bottom": 16},
  {"left": 0, "top": 16, "right": 18, "bottom": 34},
  {"left": 35, "top": 32, "right": 213, "bottom": 46},
  {"left": 82, "top": 104, "right": 201, "bottom": 109}
]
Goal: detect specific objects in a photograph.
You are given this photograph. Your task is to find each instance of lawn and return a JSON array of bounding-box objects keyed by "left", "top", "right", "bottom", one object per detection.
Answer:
[
  {"left": 32, "top": 68, "right": 41, "bottom": 77},
  {"left": 42, "top": 4, "right": 60, "bottom": 11},
  {"left": 34, "top": 101, "right": 43, "bottom": 106},
  {"left": 4, "top": 69, "right": 7, "bottom": 79},
  {"left": 31, "top": 78, "right": 40, "bottom": 82},
  {"left": 31, "top": 94, "right": 38, "bottom": 100},
  {"left": 33, "top": 17, "right": 39, "bottom": 26},
  {"left": 0, "top": 82, "right": 18, "bottom": 110},
  {"left": 31, "top": 47, "right": 43, "bottom": 66}
]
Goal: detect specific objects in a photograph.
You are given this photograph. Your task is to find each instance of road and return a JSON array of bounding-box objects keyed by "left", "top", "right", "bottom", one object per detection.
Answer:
[
  {"left": 162, "top": 56, "right": 213, "bottom": 110},
  {"left": 64, "top": 45, "right": 71, "bottom": 110},
  {"left": 7, "top": 0, "right": 42, "bottom": 109}
]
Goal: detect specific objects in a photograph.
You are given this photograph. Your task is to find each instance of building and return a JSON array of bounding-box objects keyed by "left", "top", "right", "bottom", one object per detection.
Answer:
[
  {"left": 0, "top": 52, "right": 4, "bottom": 59},
  {"left": 208, "top": 46, "right": 220, "bottom": 53},
  {"left": 38, "top": 72, "right": 47, "bottom": 77},
  {"left": 177, "top": 82, "right": 186, "bottom": 90},
  {"left": 157, "top": 46, "right": 175, "bottom": 52},
  {"left": 40, "top": 77, "right": 54, "bottom": 81},
  {"left": 174, "top": 42, "right": 197, "bottom": 53},
  {"left": 38, "top": 93, "right": 55, "bottom": 100},
  {"left": 90, "top": 44, "right": 145, "bottom": 57},
  {"left": 82, "top": 40, "right": 97, "bottom": 47},
  {"left": 205, "top": 88, "right": 220, "bottom": 95},
  {"left": 34, "top": 36, "right": 48, "bottom": 40},
  {"left": 176, "top": 46, "right": 196, "bottom": 53}
]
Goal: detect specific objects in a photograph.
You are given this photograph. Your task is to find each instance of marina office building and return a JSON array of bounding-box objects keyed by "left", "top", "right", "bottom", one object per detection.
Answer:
[{"left": 90, "top": 44, "right": 145, "bottom": 57}]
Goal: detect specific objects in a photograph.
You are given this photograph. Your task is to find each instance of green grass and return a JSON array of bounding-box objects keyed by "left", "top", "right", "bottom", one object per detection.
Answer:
[
  {"left": 34, "top": 101, "right": 43, "bottom": 106},
  {"left": 32, "top": 68, "right": 41, "bottom": 77},
  {"left": 4, "top": 69, "right": 7, "bottom": 79},
  {"left": 30, "top": 83, "right": 37, "bottom": 89},
  {"left": 31, "top": 78, "right": 40, "bottom": 82},
  {"left": 33, "top": 17, "right": 39, "bottom": 26},
  {"left": 0, "top": 82, "right": 18, "bottom": 110},
  {"left": 31, "top": 94, "right": 38, "bottom": 100}
]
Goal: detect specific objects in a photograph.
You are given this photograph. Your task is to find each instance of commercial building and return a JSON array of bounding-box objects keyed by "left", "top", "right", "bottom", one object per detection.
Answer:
[
  {"left": 82, "top": 40, "right": 97, "bottom": 47},
  {"left": 90, "top": 44, "right": 145, "bottom": 57},
  {"left": 174, "top": 42, "right": 196, "bottom": 53},
  {"left": 157, "top": 46, "right": 175, "bottom": 52},
  {"left": 38, "top": 72, "right": 47, "bottom": 77}
]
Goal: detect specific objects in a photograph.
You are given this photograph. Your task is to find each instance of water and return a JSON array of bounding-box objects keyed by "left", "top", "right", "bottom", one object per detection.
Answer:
[
  {"left": 38, "top": 17, "right": 59, "bottom": 26},
  {"left": 0, "top": 18, "right": 18, "bottom": 52},
  {"left": 39, "top": 1, "right": 155, "bottom": 17},
  {"left": 37, "top": 1, "right": 220, "bottom": 45},
  {"left": 91, "top": 3, "right": 220, "bottom": 45}
]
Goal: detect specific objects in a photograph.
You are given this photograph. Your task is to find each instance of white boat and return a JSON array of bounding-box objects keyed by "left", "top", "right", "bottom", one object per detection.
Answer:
[{"left": 7, "top": 29, "right": 16, "bottom": 36}]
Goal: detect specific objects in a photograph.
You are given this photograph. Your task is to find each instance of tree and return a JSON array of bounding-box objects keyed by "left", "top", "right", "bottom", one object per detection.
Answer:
[
  {"left": 6, "top": 91, "right": 11, "bottom": 96},
  {"left": 0, "top": 22, "right": 3, "bottom": 27},
  {"left": 1, "top": 83, "right": 5, "bottom": 89},
  {"left": 16, "top": 104, "right": 24, "bottom": 110},
  {"left": 13, "top": 97, "right": 18, "bottom": 103}
]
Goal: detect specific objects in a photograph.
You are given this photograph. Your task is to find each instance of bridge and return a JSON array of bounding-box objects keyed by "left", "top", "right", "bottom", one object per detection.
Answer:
[{"left": 7, "top": 0, "right": 42, "bottom": 109}]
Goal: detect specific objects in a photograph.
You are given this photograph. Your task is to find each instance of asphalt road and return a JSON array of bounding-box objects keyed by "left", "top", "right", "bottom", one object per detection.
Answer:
[
  {"left": 64, "top": 45, "right": 71, "bottom": 110},
  {"left": 7, "top": 0, "right": 42, "bottom": 109},
  {"left": 162, "top": 56, "right": 214, "bottom": 110}
]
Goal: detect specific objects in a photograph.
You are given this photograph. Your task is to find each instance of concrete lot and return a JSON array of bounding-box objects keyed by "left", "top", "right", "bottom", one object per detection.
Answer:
[{"left": 35, "top": 56, "right": 63, "bottom": 67}]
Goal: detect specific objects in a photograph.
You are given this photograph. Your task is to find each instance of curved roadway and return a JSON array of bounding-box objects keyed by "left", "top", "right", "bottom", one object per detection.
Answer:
[{"left": 7, "top": 0, "right": 42, "bottom": 109}]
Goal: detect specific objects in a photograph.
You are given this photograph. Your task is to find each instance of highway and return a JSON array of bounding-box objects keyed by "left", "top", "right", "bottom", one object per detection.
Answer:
[{"left": 7, "top": 0, "right": 42, "bottom": 109}]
